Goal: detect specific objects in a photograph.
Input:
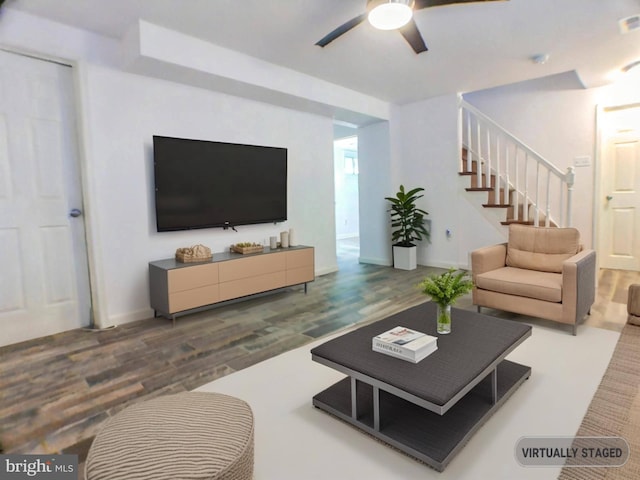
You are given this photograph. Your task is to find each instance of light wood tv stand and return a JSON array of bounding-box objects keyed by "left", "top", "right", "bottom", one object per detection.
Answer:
[{"left": 149, "top": 245, "right": 314, "bottom": 325}]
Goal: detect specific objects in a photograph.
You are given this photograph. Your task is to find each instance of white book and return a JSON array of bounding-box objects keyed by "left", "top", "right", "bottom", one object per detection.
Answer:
[{"left": 372, "top": 326, "right": 438, "bottom": 363}]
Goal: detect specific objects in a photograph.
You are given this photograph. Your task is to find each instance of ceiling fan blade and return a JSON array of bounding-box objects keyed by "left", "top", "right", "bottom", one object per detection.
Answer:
[
  {"left": 414, "top": 0, "right": 507, "bottom": 10},
  {"left": 399, "top": 18, "right": 428, "bottom": 54},
  {"left": 316, "top": 13, "right": 368, "bottom": 47}
]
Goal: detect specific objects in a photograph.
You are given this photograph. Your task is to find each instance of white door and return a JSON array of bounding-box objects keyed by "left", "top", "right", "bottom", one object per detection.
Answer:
[
  {"left": 599, "top": 106, "right": 640, "bottom": 271},
  {"left": 0, "top": 50, "right": 91, "bottom": 346}
]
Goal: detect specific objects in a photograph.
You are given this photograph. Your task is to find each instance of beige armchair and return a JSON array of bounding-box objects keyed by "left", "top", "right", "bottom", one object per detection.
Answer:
[
  {"left": 471, "top": 224, "right": 596, "bottom": 335},
  {"left": 629, "top": 284, "right": 640, "bottom": 326}
]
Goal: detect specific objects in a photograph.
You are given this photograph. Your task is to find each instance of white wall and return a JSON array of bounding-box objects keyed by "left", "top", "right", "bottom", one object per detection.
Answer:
[
  {"left": 84, "top": 65, "right": 337, "bottom": 324},
  {"left": 1, "top": 9, "right": 339, "bottom": 329},
  {"left": 0, "top": 9, "right": 120, "bottom": 67},
  {"left": 334, "top": 145, "right": 360, "bottom": 239},
  {"left": 391, "top": 94, "right": 506, "bottom": 269},
  {"left": 358, "top": 95, "right": 507, "bottom": 271},
  {"left": 358, "top": 122, "right": 393, "bottom": 266},
  {"left": 126, "top": 20, "right": 391, "bottom": 126},
  {"left": 6, "top": 7, "right": 635, "bottom": 332}
]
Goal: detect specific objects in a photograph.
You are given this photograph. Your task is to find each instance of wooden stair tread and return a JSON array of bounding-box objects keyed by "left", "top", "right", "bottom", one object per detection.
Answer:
[
  {"left": 466, "top": 187, "right": 493, "bottom": 192},
  {"left": 482, "top": 204, "right": 511, "bottom": 208},
  {"left": 501, "top": 220, "right": 535, "bottom": 225}
]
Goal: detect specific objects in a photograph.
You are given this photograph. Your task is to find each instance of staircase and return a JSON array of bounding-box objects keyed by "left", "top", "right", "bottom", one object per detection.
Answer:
[
  {"left": 458, "top": 99, "right": 575, "bottom": 228},
  {"left": 460, "top": 147, "right": 542, "bottom": 226}
]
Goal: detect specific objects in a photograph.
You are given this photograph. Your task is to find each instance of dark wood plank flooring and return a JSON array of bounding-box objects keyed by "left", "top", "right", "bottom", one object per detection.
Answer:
[
  {"left": 0, "top": 248, "right": 435, "bottom": 464},
  {"left": 0, "top": 239, "right": 637, "bottom": 477}
]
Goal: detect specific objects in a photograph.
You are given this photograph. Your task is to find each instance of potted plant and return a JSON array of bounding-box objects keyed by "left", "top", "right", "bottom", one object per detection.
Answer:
[
  {"left": 418, "top": 268, "right": 473, "bottom": 334},
  {"left": 385, "top": 185, "right": 430, "bottom": 270}
]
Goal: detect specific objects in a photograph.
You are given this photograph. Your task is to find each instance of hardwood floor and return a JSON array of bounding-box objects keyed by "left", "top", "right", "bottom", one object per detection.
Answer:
[
  {"left": 0, "top": 242, "right": 433, "bottom": 463},
  {"left": 0, "top": 238, "right": 638, "bottom": 477}
]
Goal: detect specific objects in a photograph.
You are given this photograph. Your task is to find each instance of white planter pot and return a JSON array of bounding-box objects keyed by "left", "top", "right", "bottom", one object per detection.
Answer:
[{"left": 393, "top": 245, "right": 417, "bottom": 270}]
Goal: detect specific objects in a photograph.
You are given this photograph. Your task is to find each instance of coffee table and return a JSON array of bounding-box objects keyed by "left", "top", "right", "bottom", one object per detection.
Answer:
[{"left": 311, "top": 302, "right": 531, "bottom": 471}]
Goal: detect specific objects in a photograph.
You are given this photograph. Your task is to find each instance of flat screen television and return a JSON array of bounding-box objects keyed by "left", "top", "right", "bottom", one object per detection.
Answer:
[{"left": 153, "top": 135, "right": 287, "bottom": 232}]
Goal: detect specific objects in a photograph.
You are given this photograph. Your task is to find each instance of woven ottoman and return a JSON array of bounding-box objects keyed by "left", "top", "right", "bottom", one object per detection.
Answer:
[{"left": 86, "top": 392, "right": 254, "bottom": 480}]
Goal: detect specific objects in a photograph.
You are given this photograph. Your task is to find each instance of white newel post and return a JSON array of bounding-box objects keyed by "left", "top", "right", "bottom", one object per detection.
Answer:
[{"left": 565, "top": 166, "right": 575, "bottom": 227}]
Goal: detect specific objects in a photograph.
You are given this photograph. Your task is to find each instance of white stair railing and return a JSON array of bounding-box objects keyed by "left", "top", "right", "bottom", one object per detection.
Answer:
[{"left": 459, "top": 98, "right": 575, "bottom": 227}]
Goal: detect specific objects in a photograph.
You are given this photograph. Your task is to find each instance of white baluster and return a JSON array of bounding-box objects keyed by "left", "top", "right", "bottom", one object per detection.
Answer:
[
  {"left": 466, "top": 110, "right": 472, "bottom": 172},
  {"left": 513, "top": 148, "right": 519, "bottom": 221},
  {"left": 494, "top": 136, "right": 500, "bottom": 203},
  {"left": 504, "top": 142, "right": 510, "bottom": 204},
  {"left": 477, "top": 120, "right": 482, "bottom": 187},
  {"left": 486, "top": 129, "right": 491, "bottom": 190},
  {"left": 523, "top": 153, "right": 529, "bottom": 223},
  {"left": 534, "top": 162, "right": 540, "bottom": 227},
  {"left": 545, "top": 169, "right": 551, "bottom": 227},
  {"left": 559, "top": 177, "right": 565, "bottom": 227}
]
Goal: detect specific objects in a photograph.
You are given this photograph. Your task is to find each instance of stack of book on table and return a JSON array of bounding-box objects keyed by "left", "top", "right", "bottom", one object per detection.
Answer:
[{"left": 372, "top": 326, "right": 438, "bottom": 363}]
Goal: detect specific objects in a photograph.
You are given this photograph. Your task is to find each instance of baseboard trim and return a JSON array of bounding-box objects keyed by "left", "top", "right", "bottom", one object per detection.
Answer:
[
  {"left": 107, "top": 308, "right": 153, "bottom": 327},
  {"left": 316, "top": 265, "right": 339, "bottom": 276},
  {"left": 359, "top": 257, "right": 392, "bottom": 267},
  {"left": 418, "top": 261, "right": 470, "bottom": 271}
]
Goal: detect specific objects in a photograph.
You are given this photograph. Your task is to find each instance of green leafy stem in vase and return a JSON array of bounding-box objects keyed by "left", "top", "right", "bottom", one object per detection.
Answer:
[{"left": 418, "top": 268, "right": 474, "bottom": 308}]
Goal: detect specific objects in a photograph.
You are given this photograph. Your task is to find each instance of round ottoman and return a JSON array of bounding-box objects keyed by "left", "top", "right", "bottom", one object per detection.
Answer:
[{"left": 85, "top": 392, "right": 254, "bottom": 480}]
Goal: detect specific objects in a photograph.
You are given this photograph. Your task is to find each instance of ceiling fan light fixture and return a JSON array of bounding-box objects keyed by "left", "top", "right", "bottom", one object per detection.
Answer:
[{"left": 367, "top": 0, "right": 414, "bottom": 31}]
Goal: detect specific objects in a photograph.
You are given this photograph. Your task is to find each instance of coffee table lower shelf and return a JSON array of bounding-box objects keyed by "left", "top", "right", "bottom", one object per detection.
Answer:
[{"left": 312, "top": 359, "right": 530, "bottom": 472}]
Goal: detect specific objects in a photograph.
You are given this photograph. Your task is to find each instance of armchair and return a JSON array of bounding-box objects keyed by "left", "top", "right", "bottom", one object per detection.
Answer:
[
  {"left": 471, "top": 224, "right": 596, "bottom": 335},
  {"left": 629, "top": 284, "right": 640, "bottom": 326}
]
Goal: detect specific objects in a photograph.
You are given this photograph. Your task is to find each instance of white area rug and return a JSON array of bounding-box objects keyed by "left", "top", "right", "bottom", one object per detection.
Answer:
[{"left": 196, "top": 323, "right": 619, "bottom": 480}]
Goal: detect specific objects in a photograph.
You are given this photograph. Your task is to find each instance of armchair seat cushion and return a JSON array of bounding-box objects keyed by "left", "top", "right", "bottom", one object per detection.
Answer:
[{"left": 476, "top": 267, "right": 562, "bottom": 303}]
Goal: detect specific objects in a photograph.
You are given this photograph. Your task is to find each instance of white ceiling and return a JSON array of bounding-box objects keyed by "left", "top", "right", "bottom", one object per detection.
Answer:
[{"left": 6, "top": 0, "right": 640, "bottom": 104}]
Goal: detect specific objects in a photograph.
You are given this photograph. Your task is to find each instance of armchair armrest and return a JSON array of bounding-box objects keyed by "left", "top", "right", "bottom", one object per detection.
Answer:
[
  {"left": 628, "top": 284, "right": 640, "bottom": 326},
  {"left": 471, "top": 243, "right": 507, "bottom": 281},
  {"left": 562, "top": 249, "right": 596, "bottom": 323}
]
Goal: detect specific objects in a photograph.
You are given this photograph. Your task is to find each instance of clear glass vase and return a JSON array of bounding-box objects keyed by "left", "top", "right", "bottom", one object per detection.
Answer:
[{"left": 437, "top": 304, "right": 452, "bottom": 334}]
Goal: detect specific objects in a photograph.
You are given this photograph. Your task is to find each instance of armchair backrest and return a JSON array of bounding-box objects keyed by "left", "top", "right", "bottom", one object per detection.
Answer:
[{"left": 506, "top": 224, "right": 580, "bottom": 273}]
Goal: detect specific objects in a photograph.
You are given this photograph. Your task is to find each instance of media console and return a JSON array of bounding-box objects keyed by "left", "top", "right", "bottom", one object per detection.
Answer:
[{"left": 149, "top": 245, "right": 314, "bottom": 325}]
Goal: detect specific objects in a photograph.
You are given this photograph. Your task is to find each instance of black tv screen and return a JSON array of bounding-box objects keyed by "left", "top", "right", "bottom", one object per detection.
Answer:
[{"left": 153, "top": 136, "right": 287, "bottom": 231}]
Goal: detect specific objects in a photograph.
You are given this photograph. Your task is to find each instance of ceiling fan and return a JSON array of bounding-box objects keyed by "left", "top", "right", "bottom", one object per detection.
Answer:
[{"left": 316, "top": 0, "right": 507, "bottom": 54}]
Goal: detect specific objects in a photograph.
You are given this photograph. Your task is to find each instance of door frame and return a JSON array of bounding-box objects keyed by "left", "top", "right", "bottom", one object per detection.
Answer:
[
  {"left": 0, "top": 45, "right": 107, "bottom": 329},
  {"left": 594, "top": 102, "right": 640, "bottom": 271}
]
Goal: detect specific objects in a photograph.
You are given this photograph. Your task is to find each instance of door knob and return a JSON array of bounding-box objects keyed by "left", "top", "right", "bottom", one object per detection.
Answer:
[
  {"left": 606, "top": 195, "right": 613, "bottom": 201},
  {"left": 69, "top": 208, "right": 82, "bottom": 218}
]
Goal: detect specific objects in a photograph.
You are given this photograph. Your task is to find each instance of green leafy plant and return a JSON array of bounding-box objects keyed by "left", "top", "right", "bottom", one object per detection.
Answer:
[
  {"left": 385, "top": 185, "right": 429, "bottom": 247},
  {"left": 418, "top": 268, "right": 473, "bottom": 307}
]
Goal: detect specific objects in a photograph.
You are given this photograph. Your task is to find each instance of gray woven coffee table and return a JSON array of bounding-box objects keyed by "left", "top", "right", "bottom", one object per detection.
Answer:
[{"left": 311, "top": 302, "right": 531, "bottom": 471}]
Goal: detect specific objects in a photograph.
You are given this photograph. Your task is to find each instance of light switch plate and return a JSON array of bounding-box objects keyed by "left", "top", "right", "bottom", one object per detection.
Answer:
[{"left": 574, "top": 156, "right": 591, "bottom": 167}]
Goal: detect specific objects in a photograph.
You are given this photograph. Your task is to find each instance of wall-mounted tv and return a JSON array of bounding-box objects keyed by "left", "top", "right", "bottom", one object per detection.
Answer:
[{"left": 153, "top": 135, "right": 287, "bottom": 232}]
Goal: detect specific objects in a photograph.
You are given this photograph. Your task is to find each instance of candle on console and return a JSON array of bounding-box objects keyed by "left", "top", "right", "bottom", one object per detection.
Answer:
[{"left": 280, "top": 231, "right": 289, "bottom": 248}]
